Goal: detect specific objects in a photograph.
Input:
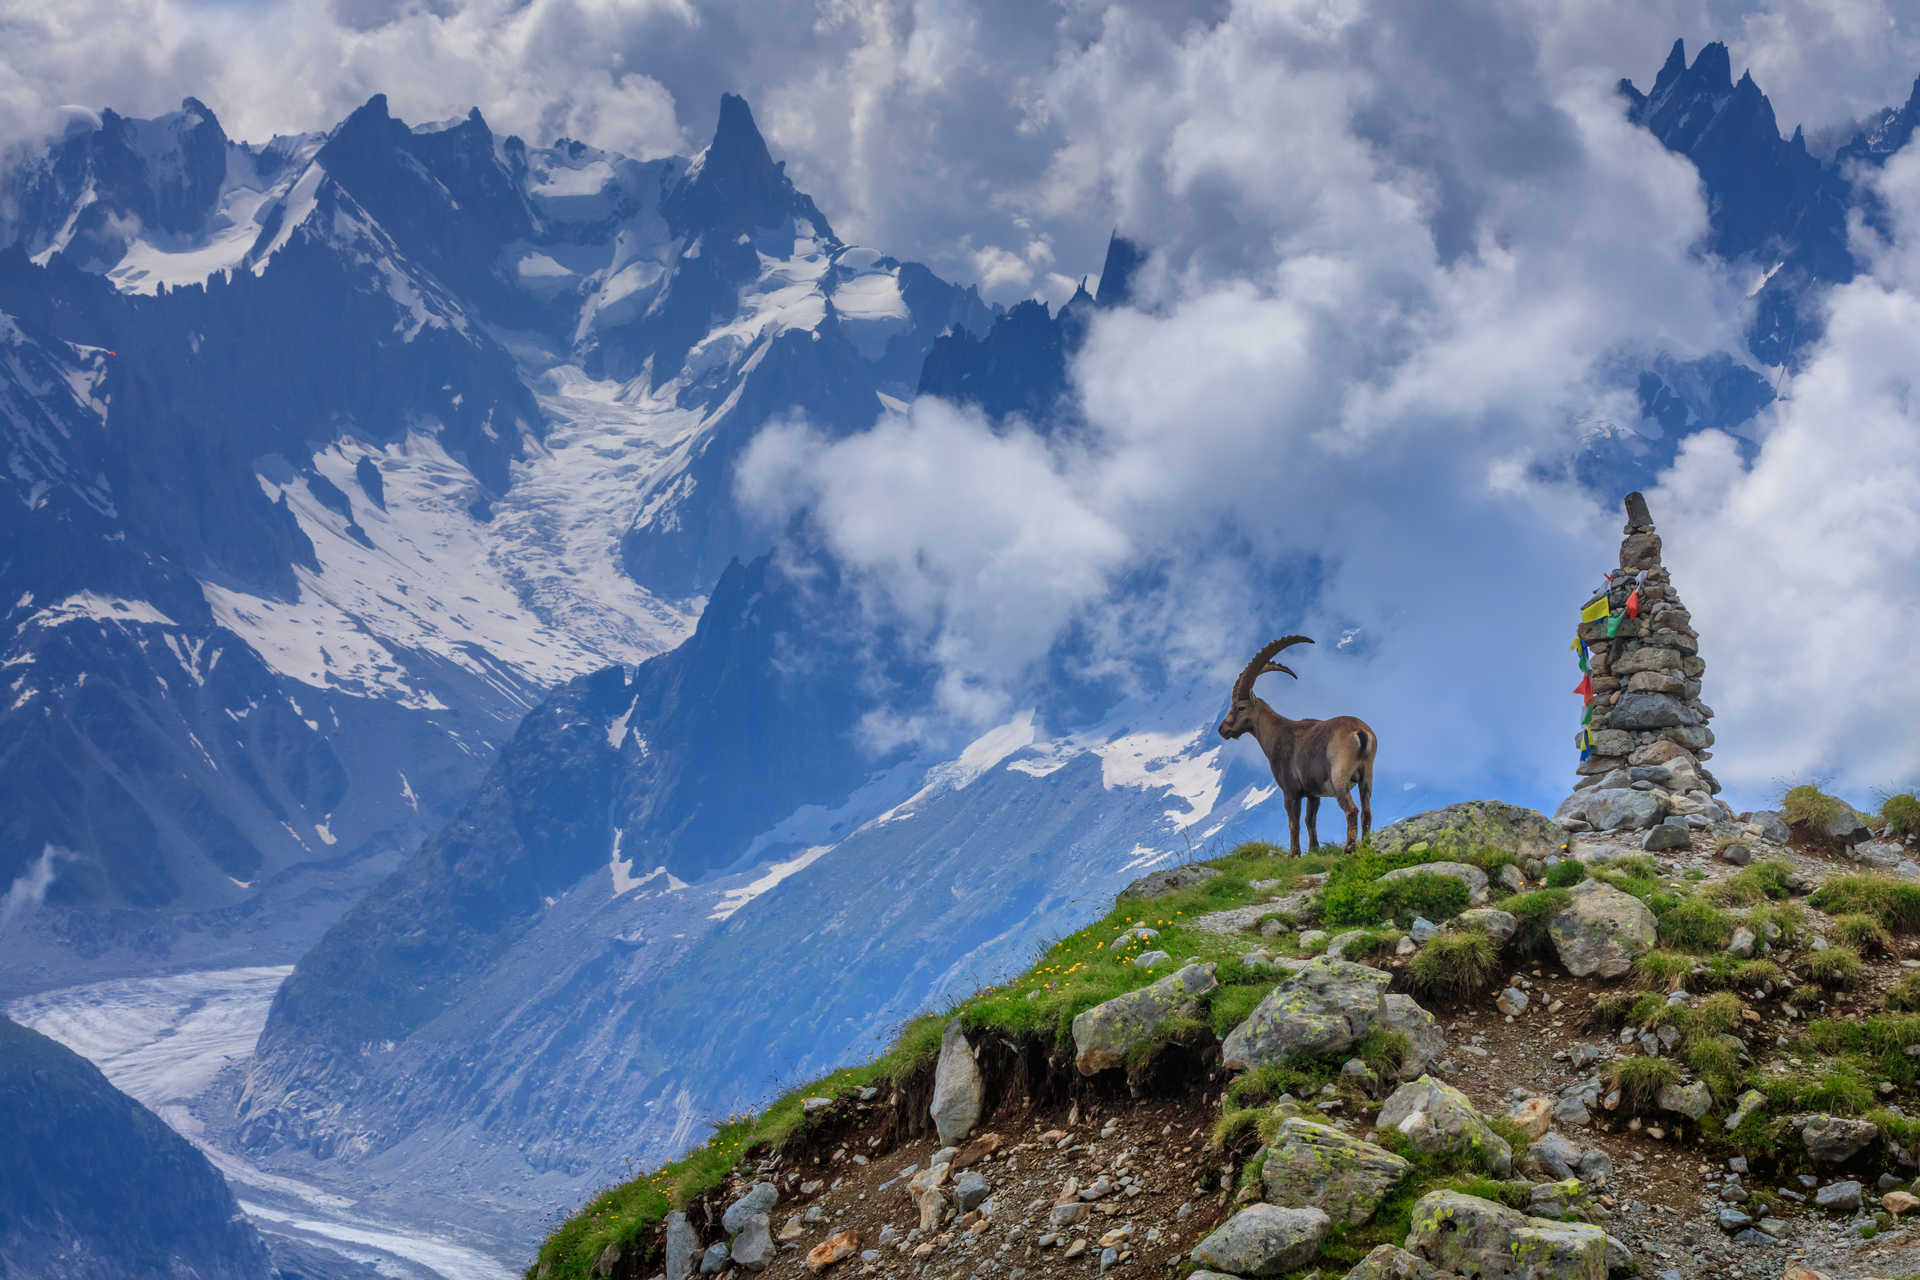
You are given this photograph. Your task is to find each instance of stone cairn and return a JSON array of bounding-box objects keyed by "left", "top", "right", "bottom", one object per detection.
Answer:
[{"left": 1553, "top": 492, "right": 1734, "bottom": 844}]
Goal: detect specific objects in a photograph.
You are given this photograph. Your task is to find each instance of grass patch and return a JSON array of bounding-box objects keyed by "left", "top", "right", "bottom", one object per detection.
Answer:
[
  {"left": 1606, "top": 1056, "right": 1681, "bottom": 1112},
  {"left": 1657, "top": 897, "right": 1735, "bottom": 952},
  {"left": 1886, "top": 973, "right": 1920, "bottom": 1013},
  {"left": 1408, "top": 931, "right": 1502, "bottom": 1002},
  {"left": 1496, "top": 888, "right": 1572, "bottom": 958},
  {"left": 1631, "top": 949, "right": 1697, "bottom": 990},
  {"left": 1747, "top": 901, "right": 1805, "bottom": 947},
  {"left": 1546, "top": 860, "right": 1587, "bottom": 888},
  {"left": 1883, "top": 794, "right": 1920, "bottom": 838},
  {"left": 1802, "top": 945, "right": 1865, "bottom": 990},
  {"left": 1330, "top": 927, "right": 1401, "bottom": 964},
  {"left": 1783, "top": 784, "right": 1850, "bottom": 832},
  {"left": 1696, "top": 992, "right": 1747, "bottom": 1033},
  {"left": 1810, "top": 875, "right": 1920, "bottom": 933},
  {"left": 1322, "top": 857, "right": 1472, "bottom": 929},
  {"left": 1684, "top": 1033, "right": 1746, "bottom": 1102},
  {"left": 1707, "top": 861, "right": 1795, "bottom": 906},
  {"left": 1834, "top": 913, "right": 1895, "bottom": 956}
]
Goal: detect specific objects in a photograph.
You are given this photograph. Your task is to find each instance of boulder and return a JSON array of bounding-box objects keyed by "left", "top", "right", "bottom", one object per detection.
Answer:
[
  {"left": 723, "top": 1184, "right": 778, "bottom": 1234},
  {"left": 1259, "top": 1118, "right": 1412, "bottom": 1225},
  {"left": 1404, "top": 1191, "right": 1608, "bottom": 1280},
  {"left": 665, "top": 1210, "right": 698, "bottom": 1280},
  {"left": 699, "top": 1241, "right": 730, "bottom": 1274},
  {"left": 730, "top": 1215, "right": 773, "bottom": 1271},
  {"left": 1506, "top": 1098, "right": 1552, "bottom": 1140},
  {"left": 1072, "top": 961, "right": 1217, "bottom": 1075},
  {"left": 1371, "top": 802, "right": 1561, "bottom": 863},
  {"left": 1378, "top": 861, "right": 1490, "bottom": 906},
  {"left": 1580, "top": 788, "right": 1666, "bottom": 832},
  {"left": 1549, "top": 880, "right": 1656, "bottom": 978},
  {"left": 1724, "top": 1089, "right": 1765, "bottom": 1132},
  {"left": 1341, "top": 1244, "right": 1465, "bottom": 1279},
  {"left": 1221, "top": 959, "right": 1392, "bottom": 1070},
  {"left": 1796, "top": 800, "right": 1871, "bottom": 847},
  {"left": 930, "top": 1019, "right": 983, "bottom": 1143},
  {"left": 953, "top": 1170, "right": 990, "bottom": 1213},
  {"left": 1375, "top": 1077, "right": 1512, "bottom": 1176},
  {"left": 804, "top": 1229, "right": 860, "bottom": 1273},
  {"left": 1117, "top": 863, "right": 1219, "bottom": 901},
  {"left": 1725, "top": 927, "right": 1755, "bottom": 960},
  {"left": 1379, "top": 994, "right": 1447, "bottom": 1080},
  {"left": 1607, "top": 692, "right": 1694, "bottom": 730},
  {"left": 1749, "top": 811, "right": 1792, "bottom": 844},
  {"left": 1815, "top": 1180, "right": 1863, "bottom": 1211},
  {"left": 1656, "top": 1081, "right": 1712, "bottom": 1121},
  {"left": 1452, "top": 908, "right": 1519, "bottom": 946},
  {"left": 1801, "top": 1114, "right": 1878, "bottom": 1165},
  {"left": 1189, "top": 1204, "right": 1331, "bottom": 1276},
  {"left": 1526, "top": 1179, "right": 1594, "bottom": 1222},
  {"left": 1643, "top": 823, "right": 1689, "bottom": 852}
]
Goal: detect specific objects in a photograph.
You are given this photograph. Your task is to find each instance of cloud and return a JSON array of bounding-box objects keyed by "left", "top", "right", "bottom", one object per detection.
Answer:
[
  {"left": 1651, "top": 142, "right": 1920, "bottom": 799},
  {"left": 0, "top": 846, "right": 64, "bottom": 934}
]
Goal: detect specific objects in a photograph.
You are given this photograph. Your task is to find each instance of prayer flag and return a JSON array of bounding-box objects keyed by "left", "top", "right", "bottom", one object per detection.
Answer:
[
  {"left": 1579, "top": 597, "right": 1609, "bottom": 624},
  {"left": 1605, "top": 611, "right": 1623, "bottom": 638},
  {"left": 1625, "top": 588, "right": 1640, "bottom": 620},
  {"left": 1574, "top": 673, "right": 1593, "bottom": 701}
]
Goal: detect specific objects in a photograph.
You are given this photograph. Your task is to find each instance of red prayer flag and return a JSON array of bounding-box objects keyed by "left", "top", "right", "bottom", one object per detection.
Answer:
[
  {"left": 1625, "top": 588, "right": 1640, "bottom": 619},
  {"left": 1573, "top": 673, "right": 1593, "bottom": 702}
]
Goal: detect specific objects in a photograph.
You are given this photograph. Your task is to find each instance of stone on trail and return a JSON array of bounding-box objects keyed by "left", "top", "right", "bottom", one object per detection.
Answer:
[
  {"left": 1375, "top": 1076, "right": 1512, "bottom": 1176},
  {"left": 1815, "top": 1180, "right": 1863, "bottom": 1211},
  {"left": 804, "top": 1229, "right": 861, "bottom": 1273},
  {"left": 1189, "top": 1204, "right": 1331, "bottom": 1276},
  {"left": 1548, "top": 879, "right": 1656, "bottom": 978},
  {"left": 1221, "top": 959, "right": 1394, "bottom": 1070},
  {"left": 1403, "top": 1190, "right": 1608, "bottom": 1280},
  {"left": 1643, "top": 822, "right": 1689, "bottom": 852},
  {"left": 1655, "top": 1080, "right": 1712, "bottom": 1121},
  {"left": 729, "top": 1215, "right": 774, "bottom": 1271},
  {"left": 1718, "top": 841, "right": 1751, "bottom": 865},
  {"left": 930, "top": 1018, "right": 984, "bottom": 1143},
  {"left": 1131, "top": 949, "right": 1172, "bottom": 969},
  {"left": 1071, "top": 961, "right": 1217, "bottom": 1075},
  {"left": 1377, "top": 861, "right": 1490, "bottom": 906},
  {"left": 699, "top": 1241, "right": 730, "bottom": 1273},
  {"left": 1750, "top": 811, "right": 1792, "bottom": 844},
  {"left": 1505, "top": 1097, "right": 1552, "bottom": 1140},
  {"left": 1725, "top": 926, "right": 1755, "bottom": 959},
  {"left": 1801, "top": 1113, "right": 1878, "bottom": 1165},
  {"left": 1259, "top": 1117, "right": 1411, "bottom": 1225}
]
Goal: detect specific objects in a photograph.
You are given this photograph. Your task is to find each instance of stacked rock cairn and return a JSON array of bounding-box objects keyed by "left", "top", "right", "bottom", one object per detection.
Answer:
[{"left": 1553, "top": 491, "right": 1735, "bottom": 845}]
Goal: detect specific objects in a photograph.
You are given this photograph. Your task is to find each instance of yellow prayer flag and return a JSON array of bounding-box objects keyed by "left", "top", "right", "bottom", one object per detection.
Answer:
[{"left": 1579, "top": 597, "right": 1609, "bottom": 624}]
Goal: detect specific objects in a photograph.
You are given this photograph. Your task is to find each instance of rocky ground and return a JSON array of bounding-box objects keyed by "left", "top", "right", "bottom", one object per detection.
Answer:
[{"left": 550, "top": 797, "right": 1920, "bottom": 1280}]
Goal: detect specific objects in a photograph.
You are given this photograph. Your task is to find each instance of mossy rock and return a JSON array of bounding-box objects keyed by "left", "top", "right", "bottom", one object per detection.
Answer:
[
  {"left": 1404, "top": 1190, "right": 1607, "bottom": 1280},
  {"left": 1371, "top": 802, "right": 1561, "bottom": 863},
  {"left": 1259, "top": 1117, "right": 1411, "bottom": 1225}
]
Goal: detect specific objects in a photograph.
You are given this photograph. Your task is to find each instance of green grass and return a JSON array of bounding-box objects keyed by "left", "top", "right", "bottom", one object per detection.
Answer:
[
  {"left": 1684, "top": 1033, "right": 1746, "bottom": 1102},
  {"left": 1747, "top": 901, "right": 1805, "bottom": 947},
  {"left": 1630, "top": 949, "right": 1697, "bottom": 989},
  {"left": 1783, "top": 784, "right": 1849, "bottom": 832},
  {"left": 1330, "top": 927, "right": 1402, "bottom": 964},
  {"left": 1834, "top": 912, "right": 1895, "bottom": 956},
  {"left": 1883, "top": 794, "right": 1920, "bottom": 838},
  {"left": 1802, "top": 945, "right": 1865, "bottom": 990},
  {"left": 1696, "top": 992, "right": 1748, "bottom": 1033},
  {"left": 1707, "top": 860, "right": 1795, "bottom": 906},
  {"left": 1546, "top": 860, "right": 1587, "bottom": 888},
  {"left": 1408, "top": 930, "right": 1502, "bottom": 1002},
  {"left": 1810, "top": 875, "right": 1920, "bottom": 933},
  {"left": 1322, "top": 858, "right": 1471, "bottom": 929},
  {"left": 1656, "top": 897, "right": 1736, "bottom": 952},
  {"left": 1606, "top": 1056, "right": 1680, "bottom": 1112},
  {"left": 1495, "top": 888, "right": 1572, "bottom": 958},
  {"left": 1887, "top": 973, "right": 1920, "bottom": 1012}
]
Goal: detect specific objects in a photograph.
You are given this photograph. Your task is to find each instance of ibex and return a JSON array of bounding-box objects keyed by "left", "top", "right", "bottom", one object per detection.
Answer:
[{"left": 1217, "top": 635, "right": 1377, "bottom": 855}]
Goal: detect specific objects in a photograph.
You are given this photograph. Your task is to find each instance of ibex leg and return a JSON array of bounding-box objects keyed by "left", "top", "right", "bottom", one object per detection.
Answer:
[
  {"left": 1334, "top": 788, "right": 1360, "bottom": 854},
  {"left": 1284, "top": 792, "right": 1302, "bottom": 857}
]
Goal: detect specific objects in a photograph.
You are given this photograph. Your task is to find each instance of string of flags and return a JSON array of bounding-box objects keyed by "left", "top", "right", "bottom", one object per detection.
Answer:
[{"left": 1571, "top": 569, "right": 1649, "bottom": 759}]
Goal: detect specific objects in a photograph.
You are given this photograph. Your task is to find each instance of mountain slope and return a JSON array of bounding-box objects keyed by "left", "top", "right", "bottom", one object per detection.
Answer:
[
  {"left": 0, "top": 92, "right": 992, "bottom": 991},
  {"left": 0, "top": 1013, "right": 277, "bottom": 1280}
]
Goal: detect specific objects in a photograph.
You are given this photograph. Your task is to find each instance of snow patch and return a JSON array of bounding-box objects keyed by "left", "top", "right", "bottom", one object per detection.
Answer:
[
  {"left": 1094, "top": 728, "right": 1225, "bottom": 829},
  {"left": 709, "top": 845, "right": 832, "bottom": 921}
]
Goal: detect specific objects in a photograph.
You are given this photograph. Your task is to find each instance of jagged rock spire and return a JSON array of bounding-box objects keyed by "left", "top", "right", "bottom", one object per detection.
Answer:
[{"left": 1554, "top": 492, "right": 1731, "bottom": 842}]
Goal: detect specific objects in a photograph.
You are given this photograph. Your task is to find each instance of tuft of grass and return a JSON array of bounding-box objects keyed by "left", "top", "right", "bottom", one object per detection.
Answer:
[
  {"left": 1590, "top": 991, "right": 1638, "bottom": 1030},
  {"left": 1323, "top": 859, "right": 1471, "bottom": 929},
  {"left": 1886, "top": 973, "right": 1920, "bottom": 1013},
  {"left": 1801, "top": 945, "right": 1864, "bottom": 990},
  {"left": 1882, "top": 794, "right": 1920, "bottom": 838},
  {"left": 1766, "top": 1063, "right": 1876, "bottom": 1115},
  {"left": 1810, "top": 875, "right": 1920, "bottom": 933},
  {"left": 1684, "top": 1032, "right": 1746, "bottom": 1102},
  {"left": 1708, "top": 860, "right": 1795, "bottom": 906},
  {"left": 1783, "top": 784, "right": 1849, "bottom": 832},
  {"left": 1408, "top": 930, "right": 1502, "bottom": 1002},
  {"left": 1207, "top": 983, "right": 1272, "bottom": 1039},
  {"left": 1834, "top": 913, "right": 1895, "bottom": 956},
  {"left": 1331, "top": 927, "right": 1402, "bottom": 964},
  {"left": 1696, "top": 992, "right": 1747, "bottom": 1033},
  {"left": 1496, "top": 888, "right": 1572, "bottom": 957},
  {"left": 1747, "top": 901, "right": 1805, "bottom": 947},
  {"left": 1606, "top": 1056, "right": 1681, "bottom": 1112},
  {"left": 1657, "top": 897, "right": 1736, "bottom": 952},
  {"left": 1631, "top": 949, "right": 1697, "bottom": 990},
  {"left": 1546, "top": 860, "right": 1587, "bottom": 888}
]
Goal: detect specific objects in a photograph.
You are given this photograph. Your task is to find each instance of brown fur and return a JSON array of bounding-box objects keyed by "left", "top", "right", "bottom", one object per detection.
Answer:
[{"left": 1217, "top": 636, "right": 1377, "bottom": 855}]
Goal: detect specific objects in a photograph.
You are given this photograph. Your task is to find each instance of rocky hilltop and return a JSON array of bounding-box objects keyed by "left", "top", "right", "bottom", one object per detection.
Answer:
[{"left": 532, "top": 794, "right": 1920, "bottom": 1280}]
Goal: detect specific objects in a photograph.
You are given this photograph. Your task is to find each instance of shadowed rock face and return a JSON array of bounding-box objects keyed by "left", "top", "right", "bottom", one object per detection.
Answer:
[{"left": 0, "top": 1016, "right": 275, "bottom": 1280}]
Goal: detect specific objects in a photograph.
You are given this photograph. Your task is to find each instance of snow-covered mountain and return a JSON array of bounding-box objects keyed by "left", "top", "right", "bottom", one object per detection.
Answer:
[{"left": 0, "top": 92, "right": 991, "bottom": 992}]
